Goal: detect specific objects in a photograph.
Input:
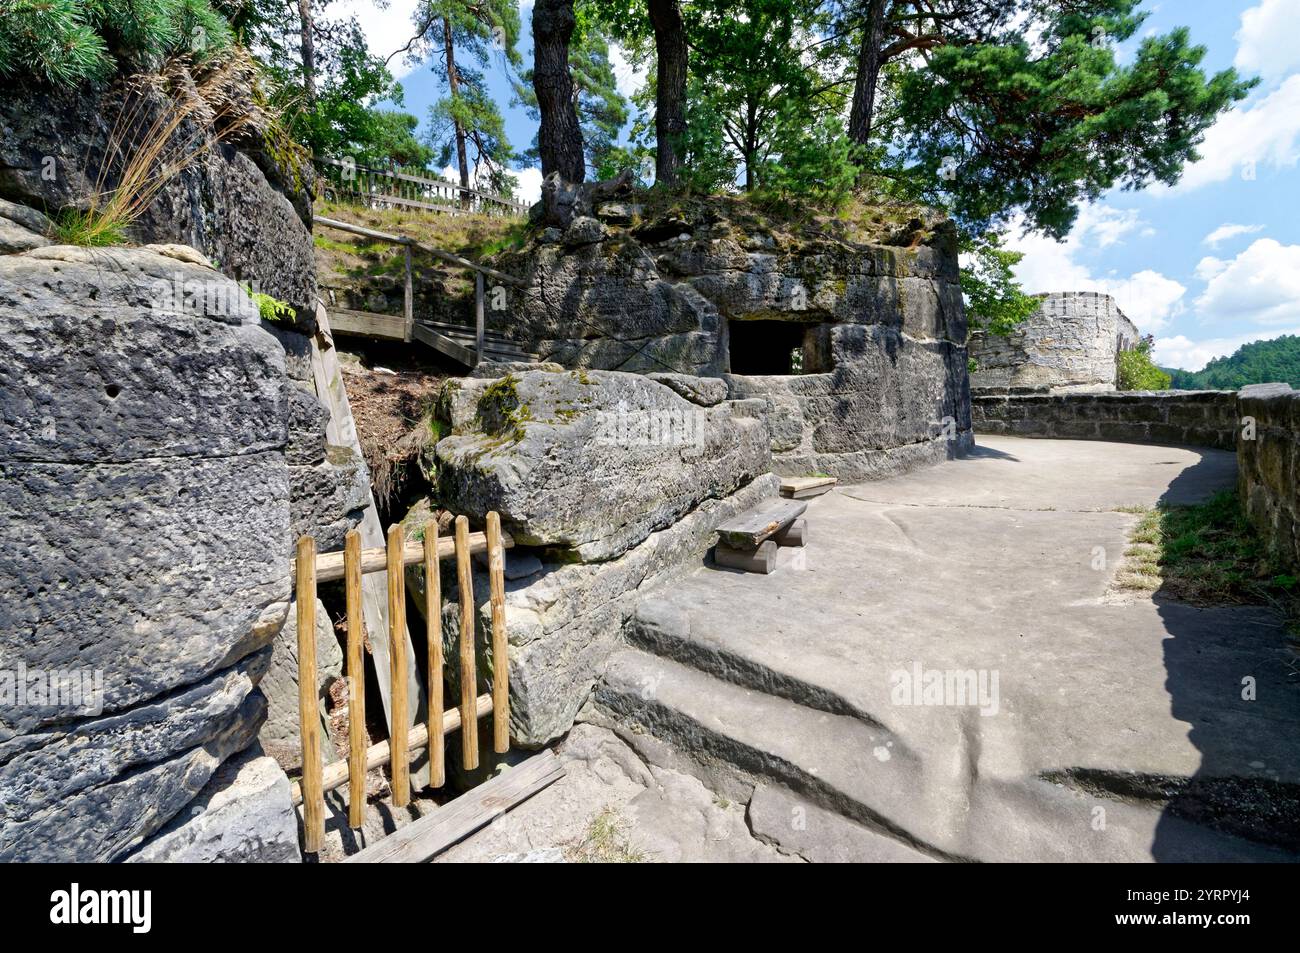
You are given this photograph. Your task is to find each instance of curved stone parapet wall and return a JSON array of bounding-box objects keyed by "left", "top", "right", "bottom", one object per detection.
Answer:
[
  {"left": 968, "top": 291, "right": 1140, "bottom": 394},
  {"left": 971, "top": 390, "right": 1239, "bottom": 451},
  {"left": 1238, "top": 384, "right": 1300, "bottom": 568}
]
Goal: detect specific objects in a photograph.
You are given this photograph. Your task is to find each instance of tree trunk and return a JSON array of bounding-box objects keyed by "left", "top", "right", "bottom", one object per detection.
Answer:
[
  {"left": 444, "top": 18, "right": 472, "bottom": 206},
  {"left": 532, "top": 0, "right": 585, "bottom": 183},
  {"left": 848, "top": 0, "right": 888, "bottom": 146},
  {"left": 647, "top": 0, "right": 686, "bottom": 184},
  {"left": 297, "top": 0, "right": 317, "bottom": 105}
]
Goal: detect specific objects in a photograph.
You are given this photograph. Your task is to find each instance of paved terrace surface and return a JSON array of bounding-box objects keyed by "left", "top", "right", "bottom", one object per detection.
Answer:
[{"left": 598, "top": 436, "right": 1300, "bottom": 862}]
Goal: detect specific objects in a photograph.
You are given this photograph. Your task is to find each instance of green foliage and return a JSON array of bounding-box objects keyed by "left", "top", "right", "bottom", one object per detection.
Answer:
[
  {"left": 53, "top": 208, "right": 128, "bottom": 247},
  {"left": 960, "top": 234, "right": 1039, "bottom": 337},
  {"left": 1167, "top": 336, "right": 1300, "bottom": 390},
  {"left": 1118, "top": 336, "right": 1173, "bottom": 391},
  {"left": 242, "top": 283, "right": 295, "bottom": 324},
  {"left": 890, "top": 5, "right": 1256, "bottom": 237},
  {"left": 1119, "top": 491, "right": 1297, "bottom": 622},
  {"left": 0, "top": 0, "right": 234, "bottom": 87}
]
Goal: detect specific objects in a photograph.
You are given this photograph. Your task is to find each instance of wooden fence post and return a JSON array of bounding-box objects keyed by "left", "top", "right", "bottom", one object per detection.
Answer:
[
  {"left": 424, "top": 522, "right": 445, "bottom": 788},
  {"left": 486, "top": 512, "right": 509, "bottom": 754},
  {"left": 296, "top": 536, "right": 325, "bottom": 853},
  {"left": 455, "top": 516, "right": 479, "bottom": 770},
  {"left": 387, "top": 525, "right": 410, "bottom": 805},
  {"left": 403, "top": 245, "right": 414, "bottom": 342},
  {"left": 474, "top": 271, "right": 485, "bottom": 367},
  {"left": 344, "top": 530, "right": 366, "bottom": 829}
]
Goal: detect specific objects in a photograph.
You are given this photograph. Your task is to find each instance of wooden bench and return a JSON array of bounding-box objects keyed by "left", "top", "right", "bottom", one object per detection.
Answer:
[
  {"left": 780, "top": 475, "right": 837, "bottom": 500},
  {"left": 714, "top": 498, "right": 808, "bottom": 574}
]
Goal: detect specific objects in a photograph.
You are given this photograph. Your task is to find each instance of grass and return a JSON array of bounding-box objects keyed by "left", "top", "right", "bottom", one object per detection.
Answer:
[
  {"left": 53, "top": 208, "right": 127, "bottom": 247},
  {"left": 59, "top": 52, "right": 265, "bottom": 248},
  {"left": 567, "top": 807, "right": 645, "bottom": 863},
  {"left": 1116, "top": 491, "right": 1298, "bottom": 625}
]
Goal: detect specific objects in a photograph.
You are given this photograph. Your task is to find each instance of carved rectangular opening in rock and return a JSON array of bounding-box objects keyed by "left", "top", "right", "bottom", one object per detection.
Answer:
[{"left": 727, "top": 319, "right": 833, "bottom": 375}]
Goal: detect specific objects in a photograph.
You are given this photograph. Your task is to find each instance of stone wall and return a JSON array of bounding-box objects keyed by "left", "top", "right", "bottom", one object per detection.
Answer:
[
  {"left": 0, "top": 245, "right": 294, "bottom": 861},
  {"left": 969, "top": 292, "right": 1140, "bottom": 394},
  {"left": 1238, "top": 383, "right": 1300, "bottom": 568},
  {"left": 490, "top": 194, "right": 972, "bottom": 482},
  {"left": 971, "top": 390, "right": 1239, "bottom": 451}
]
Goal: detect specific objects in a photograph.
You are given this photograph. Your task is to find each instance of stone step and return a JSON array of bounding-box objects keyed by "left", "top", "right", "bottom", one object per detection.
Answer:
[
  {"left": 597, "top": 643, "right": 1294, "bottom": 862},
  {"left": 596, "top": 645, "right": 951, "bottom": 860}
]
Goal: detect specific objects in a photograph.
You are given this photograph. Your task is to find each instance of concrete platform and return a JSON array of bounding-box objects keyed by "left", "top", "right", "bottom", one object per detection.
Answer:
[{"left": 597, "top": 437, "right": 1300, "bottom": 862}]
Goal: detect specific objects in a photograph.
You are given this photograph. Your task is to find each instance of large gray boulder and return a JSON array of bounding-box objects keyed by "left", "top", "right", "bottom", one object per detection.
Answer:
[
  {"left": 436, "top": 369, "right": 772, "bottom": 561},
  {"left": 0, "top": 245, "right": 292, "bottom": 860}
]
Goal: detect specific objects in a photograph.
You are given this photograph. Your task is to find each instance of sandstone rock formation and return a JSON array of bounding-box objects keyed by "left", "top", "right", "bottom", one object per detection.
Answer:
[
  {"left": 968, "top": 291, "right": 1141, "bottom": 395},
  {"left": 489, "top": 197, "right": 972, "bottom": 481},
  {"left": 417, "top": 367, "right": 778, "bottom": 747},
  {"left": 0, "top": 245, "right": 293, "bottom": 860},
  {"left": 436, "top": 369, "right": 772, "bottom": 561}
]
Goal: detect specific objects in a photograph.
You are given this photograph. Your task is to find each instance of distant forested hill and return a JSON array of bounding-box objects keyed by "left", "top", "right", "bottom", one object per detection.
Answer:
[{"left": 1166, "top": 336, "right": 1300, "bottom": 390}]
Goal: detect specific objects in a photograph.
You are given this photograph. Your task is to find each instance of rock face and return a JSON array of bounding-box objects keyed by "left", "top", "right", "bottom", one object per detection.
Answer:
[
  {"left": 436, "top": 369, "right": 772, "bottom": 561},
  {"left": 124, "top": 743, "right": 300, "bottom": 863},
  {"left": 0, "top": 78, "right": 318, "bottom": 326},
  {"left": 258, "top": 598, "right": 344, "bottom": 772},
  {"left": 419, "top": 366, "right": 780, "bottom": 747},
  {"left": 491, "top": 198, "right": 972, "bottom": 481},
  {"left": 968, "top": 291, "right": 1141, "bottom": 395},
  {"left": 0, "top": 245, "right": 292, "bottom": 861}
]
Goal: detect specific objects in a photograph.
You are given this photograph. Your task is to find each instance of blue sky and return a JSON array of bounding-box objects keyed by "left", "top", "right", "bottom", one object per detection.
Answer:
[{"left": 341, "top": 0, "right": 1300, "bottom": 371}]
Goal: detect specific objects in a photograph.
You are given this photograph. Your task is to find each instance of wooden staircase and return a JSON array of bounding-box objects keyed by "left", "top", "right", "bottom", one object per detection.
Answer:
[{"left": 316, "top": 216, "right": 534, "bottom": 369}]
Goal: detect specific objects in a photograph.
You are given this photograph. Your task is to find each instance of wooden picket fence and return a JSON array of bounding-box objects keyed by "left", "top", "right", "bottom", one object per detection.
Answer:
[{"left": 291, "top": 513, "right": 513, "bottom": 854}]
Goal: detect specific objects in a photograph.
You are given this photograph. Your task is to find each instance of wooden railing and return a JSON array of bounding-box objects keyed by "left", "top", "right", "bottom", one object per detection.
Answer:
[
  {"left": 291, "top": 513, "right": 513, "bottom": 854},
  {"left": 314, "top": 215, "right": 527, "bottom": 365},
  {"left": 315, "top": 156, "right": 529, "bottom": 218}
]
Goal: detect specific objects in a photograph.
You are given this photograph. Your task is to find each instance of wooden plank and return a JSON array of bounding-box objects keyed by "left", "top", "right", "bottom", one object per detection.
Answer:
[
  {"left": 714, "top": 540, "right": 778, "bottom": 574},
  {"left": 308, "top": 306, "right": 427, "bottom": 788},
  {"left": 342, "top": 751, "right": 565, "bottom": 864},
  {"left": 716, "top": 499, "right": 809, "bottom": 549},
  {"left": 411, "top": 322, "right": 478, "bottom": 368},
  {"left": 474, "top": 271, "right": 485, "bottom": 366},
  {"left": 330, "top": 307, "right": 408, "bottom": 341},
  {"left": 291, "top": 694, "right": 492, "bottom": 805},
  {"left": 424, "top": 523, "right": 445, "bottom": 789},
  {"left": 779, "top": 476, "right": 838, "bottom": 499},
  {"left": 387, "top": 525, "right": 410, "bottom": 806},
  {"left": 455, "top": 516, "right": 480, "bottom": 771},
  {"left": 296, "top": 536, "right": 324, "bottom": 853},
  {"left": 298, "top": 529, "right": 513, "bottom": 583},
  {"left": 485, "top": 512, "right": 509, "bottom": 754},
  {"left": 403, "top": 246, "right": 414, "bottom": 342},
  {"left": 344, "top": 530, "right": 366, "bottom": 829}
]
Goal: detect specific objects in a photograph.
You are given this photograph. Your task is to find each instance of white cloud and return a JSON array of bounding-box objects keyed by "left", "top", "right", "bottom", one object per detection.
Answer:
[
  {"left": 334, "top": 0, "right": 424, "bottom": 79},
  {"left": 1154, "top": 328, "right": 1300, "bottom": 371},
  {"left": 608, "top": 43, "right": 648, "bottom": 99},
  {"left": 1195, "top": 256, "right": 1227, "bottom": 281},
  {"left": 1202, "top": 223, "right": 1264, "bottom": 247},
  {"left": 437, "top": 162, "right": 542, "bottom": 205},
  {"left": 1169, "top": 75, "right": 1300, "bottom": 192},
  {"left": 513, "top": 166, "right": 543, "bottom": 205},
  {"left": 1234, "top": 0, "right": 1300, "bottom": 82},
  {"left": 1006, "top": 205, "right": 1185, "bottom": 332},
  {"left": 1194, "top": 238, "right": 1300, "bottom": 326}
]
